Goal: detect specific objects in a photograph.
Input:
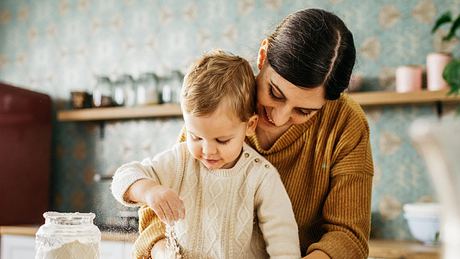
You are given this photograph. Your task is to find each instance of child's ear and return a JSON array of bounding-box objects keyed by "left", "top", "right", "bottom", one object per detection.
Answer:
[{"left": 245, "top": 115, "right": 258, "bottom": 136}]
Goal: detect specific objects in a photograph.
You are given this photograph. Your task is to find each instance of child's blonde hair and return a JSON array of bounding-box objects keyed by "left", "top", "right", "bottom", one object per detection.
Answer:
[{"left": 181, "top": 49, "right": 256, "bottom": 122}]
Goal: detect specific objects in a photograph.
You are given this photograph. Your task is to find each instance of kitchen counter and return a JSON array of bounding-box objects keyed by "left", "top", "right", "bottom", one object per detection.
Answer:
[
  {"left": 369, "top": 239, "right": 440, "bottom": 259},
  {"left": 1, "top": 226, "right": 441, "bottom": 258},
  {"left": 0, "top": 225, "right": 137, "bottom": 242}
]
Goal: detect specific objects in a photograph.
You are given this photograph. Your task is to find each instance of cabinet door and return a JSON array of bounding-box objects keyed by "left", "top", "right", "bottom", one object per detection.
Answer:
[
  {"left": 100, "top": 240, "right": 125, "bottom": 259},
  {"left": 1, "top": 235, "right": 35, "bottom": 259}
]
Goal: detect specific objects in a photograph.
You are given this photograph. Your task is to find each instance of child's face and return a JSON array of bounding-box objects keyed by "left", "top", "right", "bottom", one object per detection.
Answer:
[{"left": 183, "top": 103, "right": 257, "bottom": 170}]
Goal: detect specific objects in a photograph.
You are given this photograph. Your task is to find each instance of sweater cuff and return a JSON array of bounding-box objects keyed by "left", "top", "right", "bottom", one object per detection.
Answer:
[
  {"left": 133, "top": 218, "right": 166, "bottom": 259},
  {"left": 111, "top": 170, "right": 149, "bottom": 207},
  {"left": 306, "top": 232, "right": 367, "bottom": 259}
]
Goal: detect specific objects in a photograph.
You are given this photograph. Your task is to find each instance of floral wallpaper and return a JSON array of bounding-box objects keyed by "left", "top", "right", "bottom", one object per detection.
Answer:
[{"left": 1, "top": 0, "right": 460, "bottom": 240}]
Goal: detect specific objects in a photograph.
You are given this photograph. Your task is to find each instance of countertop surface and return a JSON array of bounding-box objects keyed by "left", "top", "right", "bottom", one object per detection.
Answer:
[
  {"left": 1, "top": 225, "right": 441, "bottom": 258},
  {"left": 0, "top": 225, "right": 137, "bottom": 242},
  {"left": 368, "top": 239, "right": 440, "bottom": 259}
]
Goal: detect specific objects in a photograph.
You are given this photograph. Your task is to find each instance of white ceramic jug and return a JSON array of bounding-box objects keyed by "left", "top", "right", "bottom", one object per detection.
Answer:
[{"left": 410, "top": 119, "right": 460, "bottom": 259}]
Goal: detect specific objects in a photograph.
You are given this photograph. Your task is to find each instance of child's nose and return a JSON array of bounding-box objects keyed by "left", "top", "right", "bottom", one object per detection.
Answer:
[{"left": 202, "top": 142, "right": 217, "bottom": 155}]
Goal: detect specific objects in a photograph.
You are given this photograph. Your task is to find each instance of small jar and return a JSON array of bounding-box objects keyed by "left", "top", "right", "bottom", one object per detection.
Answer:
[
  {"left": 35, "top": 212, "right": 101, "bottom": 259},
  {"left": 170, "top": 70, "right": 184, "bottom": 104},
  {"left": 111, "top": 78, "right": 125, "bottom": 107},
  {"left": 159, "top": 75, "right": 173, "bottom": 104},
  {"left": 426, "top": 52, "right": 452, "bottom": 91},
  {"left": 92, "top": 76, "right": 112, "bottom": 107},
  {"left": 121, "top": 74, "right": 137, "bottom": 107},
  {"left": 395, "top": 65, "right": 423, "bottom": 93},
  {"left": 136, "top": 72, "right": 159, "bottom": 105}
]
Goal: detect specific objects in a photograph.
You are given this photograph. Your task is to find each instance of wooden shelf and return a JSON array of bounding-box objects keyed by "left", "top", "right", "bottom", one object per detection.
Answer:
[
  {"left": 57, "top": 104, "right": 182, "bottom": 121},
  {"left": 350, "top": 89, "right": 459, "bottom": 106},
  {"left": 57, "top": 90, "right": 460, "bottom": 122}
]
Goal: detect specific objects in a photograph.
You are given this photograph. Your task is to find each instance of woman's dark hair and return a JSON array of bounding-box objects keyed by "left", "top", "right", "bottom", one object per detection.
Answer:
[{"left": 267, "top": 8, "right": 356, "bottom": 100}]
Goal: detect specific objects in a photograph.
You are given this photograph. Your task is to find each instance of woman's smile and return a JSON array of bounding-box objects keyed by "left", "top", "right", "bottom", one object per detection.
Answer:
[
  {"left": 259, "top": 105, "right": 277, "bottom": 127},
  {"left": 264, "top": 107, "right": 276, "bottom": 125}
]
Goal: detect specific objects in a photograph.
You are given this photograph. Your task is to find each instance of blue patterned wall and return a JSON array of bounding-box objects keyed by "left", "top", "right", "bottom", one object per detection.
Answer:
[{"left": 1, "top": 0, "right": 460, "bottom": 240}]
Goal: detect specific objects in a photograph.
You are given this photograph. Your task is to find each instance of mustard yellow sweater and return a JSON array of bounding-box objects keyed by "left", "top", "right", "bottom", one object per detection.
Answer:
[{"left": 133, "top": 94, "right": 373, "bottom": 259}]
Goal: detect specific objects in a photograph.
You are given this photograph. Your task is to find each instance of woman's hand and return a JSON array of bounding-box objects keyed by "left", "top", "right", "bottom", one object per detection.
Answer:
[
  {"left": 151, "top": 239, "right": 167, "bottom": 258},
  {"left": 144, "top": 185, "right": 185, "bottom": 224},
  {"left": 303, "top": 250, "right": 331, "bottom": 259}
]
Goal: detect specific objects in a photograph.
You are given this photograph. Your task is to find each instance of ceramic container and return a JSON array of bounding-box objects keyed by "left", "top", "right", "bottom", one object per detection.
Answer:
[
  {"left": 395, "top": 65, "right": 423, "bottom": 93},
  {"left": 426, "top": 52, "right": 452, "bottom": 91},
  {"left": 403, "top": 203, "right": 441, "bottom": 245}
]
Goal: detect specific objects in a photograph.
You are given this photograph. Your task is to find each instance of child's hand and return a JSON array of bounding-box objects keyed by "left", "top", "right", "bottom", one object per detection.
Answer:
[{"left": 145, "top": 185, "right": 185, "bottom": 224}]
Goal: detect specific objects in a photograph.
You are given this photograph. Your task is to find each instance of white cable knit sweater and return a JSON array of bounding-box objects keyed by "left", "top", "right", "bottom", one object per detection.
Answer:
[{"left": 111, "top": 142, "right": 301, "bottom": 259}]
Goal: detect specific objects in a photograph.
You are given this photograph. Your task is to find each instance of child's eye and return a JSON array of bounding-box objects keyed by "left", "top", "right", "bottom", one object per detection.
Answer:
[
  {"left": 190, "top": 134, "right": 201, "bottom": 141},
  {"left": 216, "top": 139, "right": 230, "bottom": 145}
]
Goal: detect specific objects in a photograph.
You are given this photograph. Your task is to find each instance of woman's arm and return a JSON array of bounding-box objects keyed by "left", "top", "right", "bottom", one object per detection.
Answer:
[
  {"left": 307, "top": 110, "right": 373, "bottom": 259},
  {"left": 304, "top": 250, "right": 330, "bottom": 259}
]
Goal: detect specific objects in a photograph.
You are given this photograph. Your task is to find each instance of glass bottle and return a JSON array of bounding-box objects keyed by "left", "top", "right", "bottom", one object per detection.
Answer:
[
  {"left": 92, "top": 76, "right": 112, "bottom": 108},
  {"left": 121, "top": 74, "right": 137, "bottom": 107},
  {"left": 111, "top": 77, "right": 125, "bottom": 107},
  {"left": 170, "top": 70, "right": 184, "bottom": 104},
  {"left": 159, "top": 75, "right": 173, "bottom": 104},
  {"left": 136, "top": 72, "right": 159, "bottom": 105},
  {"left": 35, "top": 212, "right": 101, "bottom": 259}
]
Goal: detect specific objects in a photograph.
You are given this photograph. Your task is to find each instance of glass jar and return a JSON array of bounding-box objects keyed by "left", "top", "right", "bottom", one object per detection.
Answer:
[
  {"left": 120, "top": 74, "right": 137, "bottom": 107},
  {"left": 111, "top": 77, "right": 125, "bottom": 107},
  {"left": 136, "top": 72, "right": 159, "bottom": 105},
  {"left": 35, "top": 212, "right": 101, "bottom": 259},
  {"left": 159, "top": 75, "right": 173, "bottom": 104},
  {"left": 170, "top": 70, "right": 184, "bottom": 104},
  {"left": 92, "top": 76, "right": 112, "bottom": 107}
]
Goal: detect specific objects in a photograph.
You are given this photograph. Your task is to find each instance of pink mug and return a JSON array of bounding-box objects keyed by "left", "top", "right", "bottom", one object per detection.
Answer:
[{"left": 395, "top": 65, "right": 423, "bottom": 93}]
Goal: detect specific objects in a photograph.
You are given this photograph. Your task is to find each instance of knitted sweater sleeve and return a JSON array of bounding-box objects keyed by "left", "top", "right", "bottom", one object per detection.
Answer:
[
  {"left": 128, "top": 132, "right": 188, "bottom": 258},
  {"left": 307, "top": 114, "right": 373, "bottom": 259},
  {"left": 255, "top": 168, "right": 302, "bottom": 259},
  {"left": 110, "top": 145, "right": 182, "bottom": 258},
  {"left": 110, "top": 146, "right": 178, "bottom": 207}
]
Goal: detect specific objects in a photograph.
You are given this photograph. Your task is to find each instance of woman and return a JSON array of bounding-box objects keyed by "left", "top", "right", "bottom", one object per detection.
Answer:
[{"left": 138, "top": 8, "right": 373, "bottom": 259}]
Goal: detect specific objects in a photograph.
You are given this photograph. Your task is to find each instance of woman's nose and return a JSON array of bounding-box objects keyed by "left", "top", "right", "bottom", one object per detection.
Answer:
[{"left": 271, "top": 106, "right": 291, "bottom": 126}]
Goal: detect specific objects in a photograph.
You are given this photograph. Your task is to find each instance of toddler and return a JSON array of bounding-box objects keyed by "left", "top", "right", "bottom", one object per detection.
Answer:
[{"left": 111, "top": 50, "right": 301, "bottom": 259}]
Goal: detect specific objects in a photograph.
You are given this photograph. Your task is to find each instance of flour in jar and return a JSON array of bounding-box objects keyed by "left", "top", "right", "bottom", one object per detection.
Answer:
[{"left": 38, "top": 240, "right": 99, "bottom": 259}]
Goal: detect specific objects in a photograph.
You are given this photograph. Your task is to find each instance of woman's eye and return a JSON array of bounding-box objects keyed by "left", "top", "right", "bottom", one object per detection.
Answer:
[
  {"left": 297, "top": 109, "right": 312, "bottom": 117},
  {"left": 268, "top": 86, "right": 283, "bottom": 100}
]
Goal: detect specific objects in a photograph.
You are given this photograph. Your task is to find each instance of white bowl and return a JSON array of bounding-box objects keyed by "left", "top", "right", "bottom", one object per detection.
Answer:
[{"left": 403, "top": 203, "right": 441, "bottom": 244}]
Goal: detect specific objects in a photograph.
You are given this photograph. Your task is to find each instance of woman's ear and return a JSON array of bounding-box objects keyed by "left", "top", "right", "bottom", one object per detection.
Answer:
[
  {"left": 245, "top": 115, "right": 259, "bottom": 137},
  {"left": 257, "top": 39, "right": 269, "bottom": 70}
]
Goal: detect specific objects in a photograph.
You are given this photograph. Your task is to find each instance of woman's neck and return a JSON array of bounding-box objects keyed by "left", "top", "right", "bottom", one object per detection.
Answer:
[{"left": 255, "top": 125, "right": 290, "bottom": 150}]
